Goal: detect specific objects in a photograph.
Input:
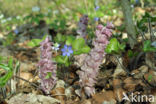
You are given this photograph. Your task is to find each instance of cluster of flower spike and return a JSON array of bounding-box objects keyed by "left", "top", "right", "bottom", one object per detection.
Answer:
[
  {"left": 77, "top": 14, "right": 88, "bottom": 38},
  {"left": 77, "top": 22, "right": 114, "bottom": 96},
  {"left": 38, "top": 36, "right": 57, "bottom": 94}
]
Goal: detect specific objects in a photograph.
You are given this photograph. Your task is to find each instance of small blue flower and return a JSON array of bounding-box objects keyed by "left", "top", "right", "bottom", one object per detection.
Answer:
[
  {"left": 94, "top": 17, "right": 99, "bottom": 21},
  {"left": 32, "top": 6, "right": 40, "bottom": 12},
  {"left": 61, "top": 45, "right": 73, "bottom": 57},
  {"left": 95, "top": 6, "right": 100, "bottom": 11},
  {"left": 52, "top": 43, "right": 60, "bottom": 51},
  {"left": 14, "top": 29, "right": 19, "bottom": 35},
  {"left": 151, "top": 41, "right": 156, "bottom": 48}
]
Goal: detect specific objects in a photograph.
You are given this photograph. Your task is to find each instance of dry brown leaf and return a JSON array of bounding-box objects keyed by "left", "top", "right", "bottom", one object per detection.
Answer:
[
  {"left": 92, "top": 91, "right": 116, "bottom": 104},
  {"left": 51, "top": 87, "right": 65, "bottom": 104},
  {"left": 19, "top": 72, "right": 33, "bottom": 86}
]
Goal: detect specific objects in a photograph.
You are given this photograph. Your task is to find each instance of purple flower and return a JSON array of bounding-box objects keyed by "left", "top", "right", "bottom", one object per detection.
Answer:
[
  {"left": 38, "top": 36, "right": 57, "bottom": 94},
  {"left": 14, "top": 29, "right": 19, "bottom": 35},
  {"left": 77, "top": 14, "right": 88, "bottom": 38},
  {"left": 61, "top": 45, "right": 73, "bottom": 57},
  {"left": 94, "top": 17, "right": 99, "bottom": 21},
  {"left": 76, "top": 22, "right": 114, "bottom": 97},
  {"left": 95, "top": 6, "right": 100, "bottom": 11}
]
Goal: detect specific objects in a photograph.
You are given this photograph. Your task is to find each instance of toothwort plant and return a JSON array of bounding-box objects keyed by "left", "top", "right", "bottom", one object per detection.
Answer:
[
  {"left": 77, "top": 22, "right": 114, "bottom": 96},
  {"left": 38, "top": 36, "right": 57, "bottom": 94},
  {"left": 77, "top": 14, "right": 88, "bottom": 38}
]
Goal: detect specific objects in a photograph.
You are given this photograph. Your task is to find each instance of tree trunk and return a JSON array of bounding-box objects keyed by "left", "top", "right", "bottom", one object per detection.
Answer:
[{"left": 120, "top": 0, "right": 137, "bottom": 48}]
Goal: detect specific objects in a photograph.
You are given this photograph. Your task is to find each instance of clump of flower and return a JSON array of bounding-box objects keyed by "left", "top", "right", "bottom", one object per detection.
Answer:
[
  {"left": 77, "top": 14, "right": 88, "bottom": 38},
  {"left": 61, "top": 45, "right": 73, "bottom": 57},
  {"left": 38, "top": 36, "right": 57, "bottom": 94},
  {"left": 77, "top": 22, "right": 114, "bottom": 96}
]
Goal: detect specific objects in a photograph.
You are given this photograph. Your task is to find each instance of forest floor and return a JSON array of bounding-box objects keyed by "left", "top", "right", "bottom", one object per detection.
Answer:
[{"left": 0, "top": 5, "right": 156, "bottom": 104}]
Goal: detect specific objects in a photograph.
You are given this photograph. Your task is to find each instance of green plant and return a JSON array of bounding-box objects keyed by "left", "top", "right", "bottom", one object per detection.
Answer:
[
  {"left": 105, "top": 38, "right": 125, "bottom": 54},
  {"left": 55, "top": 37, "right": 91, "bottom": 67},
  {"left": 143, "top": 40, "right": 156, "bottom": 52},
  {"left": 27, "top": 34, "right": 47, "bottom": 47},
  {"left": 2, "top": 33, "right": 15, "bottom": 46},
  {"left": 0, "top": 57, "right": 20, "bottom": 87}
]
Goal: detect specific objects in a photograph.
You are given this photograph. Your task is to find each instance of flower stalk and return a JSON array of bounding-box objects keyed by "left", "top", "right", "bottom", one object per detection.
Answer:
[
  {"left": 77, "top": 22, "right": 114, "bottom": 96},
  {"left": 37, "top": 36, "right": 57, "bottom": 94}
]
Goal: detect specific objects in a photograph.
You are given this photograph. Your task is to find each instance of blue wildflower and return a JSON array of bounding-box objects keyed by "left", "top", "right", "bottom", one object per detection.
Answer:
[
  {"left": 14, "top": 29, "right": 19, "bottom": 35},
  {"left": 94, "top": 17, "right": 99, "bottom": 21},
  {"left": 95, "top": 6, "right": 100, "bottom": 11},
  {"left": 52, "top": 43, "right": 60, "bottom": 51},
  {"left": 61, "top": 45, "right": 73, "bottom": 57},
  {"left": 151, "top": 41, "right": 156, "bottom": 48}
]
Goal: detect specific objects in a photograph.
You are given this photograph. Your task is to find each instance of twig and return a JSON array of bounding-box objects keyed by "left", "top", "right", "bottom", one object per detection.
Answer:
[
  {"left": 133, "top": 52, "right": 145, "bottom": 70},
  {"left": 148, "top": 18, "right": 156, "bottom": 41},
  {"left": 143, "top": 76, "right": 156, "bottom": 88},
  {"left": 138, "top": 29, "right": 146, "bottom": 41},
  {"left": 51, "top": 94, "right": 66, "bottom": 97},
  {"left": 13, "top": 75, "right": 39, "bottom": 88},
  {"left": 115, "top": 55, "right": 131, "bottom": 75}
]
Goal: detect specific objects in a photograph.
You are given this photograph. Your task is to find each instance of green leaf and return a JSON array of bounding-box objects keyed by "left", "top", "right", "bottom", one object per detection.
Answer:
[
  {"left": 148, "top": 75, "right": 152, "bottom": 82},
  {"left": 80, "top": 45, "right": 91, "bottom": 53},
  {"left": 55, "top": 55, "right": 65, "bottom": 64},
  {"left": 143, "top": 40, "right": 156, "bottom": 52},
  {"left": 27, "top": 39, "right": 42, "bottom": 47},
  {"left": 45, "top": 72, "right": 52, "bottom": 79},
  {"left": 27, "top": 35, "right": 47, "bottom": 47},
  {"left": 42, "top": 35, "right": 48, "bottom": 40},
  {"left": 15, "top": 61, "right": 20, "bottom": 73},
  {"left": 105, "top": 38, "right": 125, "bottom": 54},
  {"left": 65, "top": 35, "right": 75, "bottom": 45},
  {"left": 55, "top": 55, "right": 69, "bottom": 64},
  {"left": 73, "top": 51, "right": 83, "bottom": 55},
  {"left": 128, "top": 50, "right": 133, "bottom": 58},
  {"left": 105, "top": 38, "right": 118, "bottom": 54},
  {"left": 72, "top": 38, "right": 85, "bottom": 50},
  {"left": 0, "top": 64, "right": 10, "bottom": 71},
  {"left": 8, "top": 57, "right": 13, "bottom": 70},
  {"left": 0, "top": 71, "right": 13, "bottom": 87},
  {"left": 54, "top": 33, "right": 66, "bottom": 43}
]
